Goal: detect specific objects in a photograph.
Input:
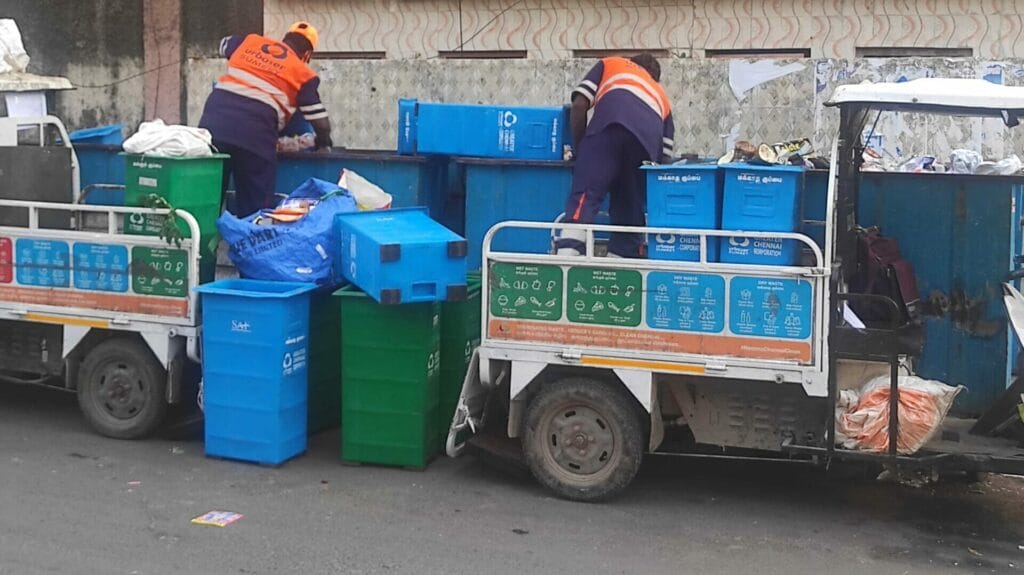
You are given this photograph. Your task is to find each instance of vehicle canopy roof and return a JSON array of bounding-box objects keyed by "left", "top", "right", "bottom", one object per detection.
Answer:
[{"left": 826, "top": 78, "right": 1024, "bottom": 123}]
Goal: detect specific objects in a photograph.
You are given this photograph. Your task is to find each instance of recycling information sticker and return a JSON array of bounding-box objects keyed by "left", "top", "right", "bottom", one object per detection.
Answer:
[
  {"left": 729, "top": 276, "right": 812, "bottom": 340},
  {"left": 489, "top": 262, "right": 563, "bottom": 321},
  {"left": 16, "top": 239, "right": 70, "bottom": 287},
  {"left": 566, "top": 267, "right": 642, "bottom": 327},
  {"left": 646, "top": 272, "right": 725, "bottom": 333},
  {"left": 73, "top": 243, "right": 129, "bottom": 292},
  {"left": 131, "top": 246, "right": 188, "bottom": 298}
]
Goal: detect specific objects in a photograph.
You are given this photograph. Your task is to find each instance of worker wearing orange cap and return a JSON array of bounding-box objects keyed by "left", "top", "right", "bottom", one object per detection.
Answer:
[{"left": 200, "top": 22, "right": 334, "bottom": 216}]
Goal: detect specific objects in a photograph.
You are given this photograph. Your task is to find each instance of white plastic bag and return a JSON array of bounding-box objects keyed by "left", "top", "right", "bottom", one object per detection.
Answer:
[
  {"left": 338, "top": 169, "right": 392, "bottom": 211},
  {"left": 975, "top": 154, "right": 1022, "bottom": 176},
  {"left": 835, "top": 375, "right": 964, "bottom": 454},
  {"left": 0, "top": 20, "right": 29, "bottom": 74},
  {"left": 949, "top": 149, "right": 982, "bottom": 174},
  {"left": 123, "top": 119, "right": 213, "bottom": 157}
]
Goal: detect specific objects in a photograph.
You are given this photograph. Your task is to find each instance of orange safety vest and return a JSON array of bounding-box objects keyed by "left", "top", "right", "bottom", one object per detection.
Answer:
[
  {"left": 594, "top": 57, "right": 672, "bottom": 120},
  {"left": 215, "top": 34, "right": 317, "bottom": 130}
]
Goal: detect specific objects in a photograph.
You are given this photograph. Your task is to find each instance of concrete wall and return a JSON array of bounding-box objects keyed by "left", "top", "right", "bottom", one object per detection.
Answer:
[
  {"left": 264, "top": 0, "right": 1024, "bottom": 60},
  {"left": 3, "top": 0, "right": 146, "bottom": 132},
  {"left": 184, "top": 56, "right": 1024, "bottom": 161}
]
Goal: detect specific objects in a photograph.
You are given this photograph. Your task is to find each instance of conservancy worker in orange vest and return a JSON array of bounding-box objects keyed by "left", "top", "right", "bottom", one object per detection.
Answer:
[
  {"left": 555, "top": 54, "right": 674, "bottom": 258},
  {"left": 199, "top": 22, "right": 333, "bottom": 216}
]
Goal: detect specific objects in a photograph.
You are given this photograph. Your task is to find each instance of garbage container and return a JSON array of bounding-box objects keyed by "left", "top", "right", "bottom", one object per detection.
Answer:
[
  {"left": 70, "top": 125, "right": 125, "bottom": 205},
  {"left": 276, "top": 149, "right": 448, "bottom": 222},
  {"left": 334, "top": 285, "right": 440, "bottom": 468},
  {"left": 458, "top": 157, "right": 574, "bottom": 270},
  {"left": 123, "top": 153, "right": 228, "bottom": 283},
  {"left": 439, "top": 272, "right": 482, "bottom": 448},
  {"left": 307, "top": 286, "right": 342, "bottom": 434},
  {"left": 195, "top": 279, "right": 316, "bottom": 465}
]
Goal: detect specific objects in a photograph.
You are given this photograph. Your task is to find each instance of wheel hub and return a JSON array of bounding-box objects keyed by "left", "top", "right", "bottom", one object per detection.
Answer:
[
  {"left": 546, "top": 405, "right": 615, "bottom": 475},
  {"left": 96, "top": 362, "right": 147, "bottom": 420}
]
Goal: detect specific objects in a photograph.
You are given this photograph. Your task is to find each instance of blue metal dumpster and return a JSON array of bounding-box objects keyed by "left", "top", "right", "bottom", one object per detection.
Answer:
[
  {"left": 858, "top": 172, "right": 1019, "bottom": 416},
  {"left": 276, "top": 150, "right": 448, "bottom": 221},
  {"left": 458, "top": 157, "right": 575, "bottom": 270}
]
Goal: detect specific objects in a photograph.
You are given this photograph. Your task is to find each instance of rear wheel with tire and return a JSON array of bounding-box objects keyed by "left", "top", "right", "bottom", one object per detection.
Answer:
[
  {"left": 523, "top": 377, "right": 645, "bottom": 502},
  {"left": 77, "top": 337, "right": 167, "bottom": 439}
]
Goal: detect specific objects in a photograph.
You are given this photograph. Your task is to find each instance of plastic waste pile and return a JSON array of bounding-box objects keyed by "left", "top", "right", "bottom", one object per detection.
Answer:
[
  {"left": 861, "top": 146, "right": 1023, "bottom": 176},
  {"left": 717, "top": 138, "right": 830, "bottom": 169},
  {"left": 277, "top": 133, "right": 316, "bottom": 153},
  {"left": 835, "top": 375, "right": 964, "bottom": 454}
]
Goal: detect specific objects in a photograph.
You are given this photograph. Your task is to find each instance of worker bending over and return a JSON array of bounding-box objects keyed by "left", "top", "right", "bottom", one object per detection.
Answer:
[
  {"left": 556, "top": 54, "right": 674, "bottom": 258},
  {"left": 200, "top": 22, "right": 333, "bottom": 216}
]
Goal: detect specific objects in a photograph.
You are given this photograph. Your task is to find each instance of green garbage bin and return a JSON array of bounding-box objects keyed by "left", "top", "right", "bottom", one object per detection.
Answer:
[
  {"left": 439, "top": 272, "right": 482, "bottom": 449},
  {"left": 334, "top": 285, "right": 440, "bottom": 469},
  {"left": 307, "top": 287, "right": 342, "bottom": 434},
  {"left": 123, "top": 153, "right": 227, "bottom": 283}
]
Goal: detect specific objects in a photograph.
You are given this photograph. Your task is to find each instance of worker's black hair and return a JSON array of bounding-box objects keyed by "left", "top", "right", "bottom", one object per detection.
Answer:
[
  {"left": 630, "top": 53, "right": 661, "bottom": 82},
  {"left": 283, "top": 32, "right": 314, "bottom": 58}
]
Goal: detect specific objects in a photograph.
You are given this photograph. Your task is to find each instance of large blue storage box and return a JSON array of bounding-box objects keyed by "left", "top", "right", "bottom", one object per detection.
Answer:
[
  {"left": 460, "top": 157, "right": 576, "bottom": 269},
  {"left": 644, "top": 164, "right": 722, "bottom": 262},
  {"left": 719, "top": 164, "right": 804, "bottom": 265},
  {"left": 335, "top": 208, "right": 468, "bottom": 304},
  {"left": 195, "top": 279, "right": 316, "bottom": 465},
  {"left": 398, "top": 99, "right": 570, "bottom": 161}
]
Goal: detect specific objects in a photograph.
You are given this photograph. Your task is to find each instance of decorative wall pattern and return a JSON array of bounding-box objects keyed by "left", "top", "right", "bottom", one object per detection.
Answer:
[
  {"left": 186, "top": 56, "right": 1024, "bottom": 160},
  {"left": 263, "top": 0, "right": 1024, "bottom": 59}
]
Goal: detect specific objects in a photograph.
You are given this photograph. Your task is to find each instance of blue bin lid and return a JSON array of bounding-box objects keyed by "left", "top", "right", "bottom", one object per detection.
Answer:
[
  {"left": 194, "top": 279, "right": 317, "bottom": 298},
  {"left": 69, "top": 124, "right": 123, "bottom": 143}
]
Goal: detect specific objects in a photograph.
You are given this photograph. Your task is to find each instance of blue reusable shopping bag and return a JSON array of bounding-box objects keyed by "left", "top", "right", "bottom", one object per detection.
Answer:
[{"left": 217, "top": 178, "right": 357, "bottom": 285}]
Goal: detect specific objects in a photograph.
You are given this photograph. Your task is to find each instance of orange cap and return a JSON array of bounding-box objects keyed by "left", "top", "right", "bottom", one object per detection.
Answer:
[{"left": 288, "top": 21, "right": 319, "bottom": 50}]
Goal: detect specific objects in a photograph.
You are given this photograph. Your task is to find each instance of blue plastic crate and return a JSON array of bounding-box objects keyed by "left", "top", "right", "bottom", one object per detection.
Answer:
[
  {"left": 335, "top": 208, "right": 468, "bottom": 304},
  {"left": 719, "top": 164, "right": 804, "bottom": 266},
  {"left": 398, "top": 99, "right": 570, "bottom": 161},
  {"left": 644, "top": 164, "right": 722, "bottom": 262},
  {"left": 195, "top": 279, "right": 316, "bottom": 466}
]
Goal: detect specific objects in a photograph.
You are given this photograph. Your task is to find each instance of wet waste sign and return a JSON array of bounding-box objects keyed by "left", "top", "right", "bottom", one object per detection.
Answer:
[{"left": 489, "top": 262, "right": 563, "bottom": 321}]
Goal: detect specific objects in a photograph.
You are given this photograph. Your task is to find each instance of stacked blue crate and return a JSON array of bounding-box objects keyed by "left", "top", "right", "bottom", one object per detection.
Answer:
[
  {"left": 719, "top": 164, "right": 805, "bottom": 266},
  {"left": 644, "top": 164, "right": 722, "bottom": 262}
]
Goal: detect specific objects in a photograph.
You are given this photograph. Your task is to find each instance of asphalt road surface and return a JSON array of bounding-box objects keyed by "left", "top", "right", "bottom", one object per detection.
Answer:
[{"left": 2, "top": 383, "right": 1022, "bottom": 575}]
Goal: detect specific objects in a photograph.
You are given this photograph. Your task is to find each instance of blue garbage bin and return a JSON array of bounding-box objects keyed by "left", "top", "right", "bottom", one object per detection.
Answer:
[
  {"left": 195, "top": 279, "right": 317, "bottom": 465},
  {"left": 70, "top": 125, "right": 125, "bottom": 205}
]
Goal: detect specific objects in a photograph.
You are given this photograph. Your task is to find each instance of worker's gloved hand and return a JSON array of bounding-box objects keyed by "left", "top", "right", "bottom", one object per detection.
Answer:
[{"left": 315, "top": 133, "right": 333, "bottom": 151}]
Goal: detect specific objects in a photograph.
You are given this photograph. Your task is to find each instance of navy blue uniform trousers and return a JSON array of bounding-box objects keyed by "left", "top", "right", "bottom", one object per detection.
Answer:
[
  {"left": 559, "top": 123, "right": 648, "bottom": 258},
  {"left": 215, "top": 139, "right": 277, "bottom": 217}
]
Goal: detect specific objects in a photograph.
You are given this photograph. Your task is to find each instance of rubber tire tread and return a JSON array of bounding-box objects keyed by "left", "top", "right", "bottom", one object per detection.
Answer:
[
  {"left": 77, "top": 337, "right": 167, "bottom": 439},
  {"left": 523, "top": 377, "right": 644, "bottom": 502}
]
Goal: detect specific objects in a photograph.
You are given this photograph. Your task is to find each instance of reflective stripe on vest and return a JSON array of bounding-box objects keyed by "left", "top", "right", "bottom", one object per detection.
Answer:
[
  {"left": 595, "top": 57, "right": 671, "bottom": 120},
  {"left": 214, "top": 34, "right": 317, "bottom": 130}
]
